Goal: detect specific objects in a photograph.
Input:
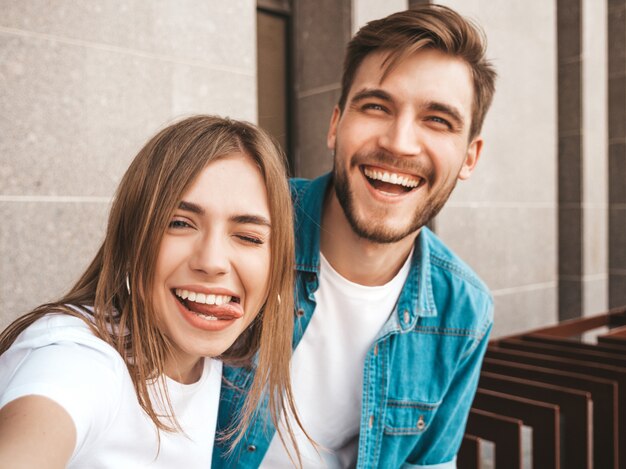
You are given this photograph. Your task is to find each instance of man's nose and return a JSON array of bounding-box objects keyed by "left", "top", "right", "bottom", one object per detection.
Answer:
[{"left": 378, "top": 115, "right": 422, "bottom": 157}]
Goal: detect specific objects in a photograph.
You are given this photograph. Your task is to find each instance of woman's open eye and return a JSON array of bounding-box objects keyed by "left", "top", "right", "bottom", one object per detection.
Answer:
[{"left": 168, "top": 218, "right": 193, "bottom": 229}]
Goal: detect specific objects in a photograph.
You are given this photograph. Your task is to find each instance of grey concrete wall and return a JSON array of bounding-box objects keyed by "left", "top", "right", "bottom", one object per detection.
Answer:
[
  {"left": 435, "top": 0, "right": 559, "bottom": 337},
  {"left": 557, "top": 0, "right": 609, "bottom": 321},
  {"left": 0, "top": 0, "right": 256, "bottom": 329},
  {"left": 1, "top": 1, "right": 618, "bottom": 337},
  {"left": 291, "top": 0, "right": 351, "bottom": 178},
  {"left": 608, "top": 0, "right": 626, "bottom": 308},
  {"left": 352, "top": 0, "right": 408, "bottom": 34}
]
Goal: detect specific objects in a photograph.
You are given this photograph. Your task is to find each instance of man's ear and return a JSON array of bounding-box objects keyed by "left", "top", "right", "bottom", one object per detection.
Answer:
[
  {"left": 327, "top": 105, "right": 341, "bottom": 150},
  {"left": 458, "top": 137, "right": 483, "bottom": 180}
]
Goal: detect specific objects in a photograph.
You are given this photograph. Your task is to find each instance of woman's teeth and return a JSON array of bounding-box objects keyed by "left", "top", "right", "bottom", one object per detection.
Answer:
[{"left": 175, "top": 289, "right": 232, "bottom": 305}]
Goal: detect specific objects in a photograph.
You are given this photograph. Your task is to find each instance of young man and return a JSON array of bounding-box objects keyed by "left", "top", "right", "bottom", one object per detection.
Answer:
[{"left": 214, "top": 4, "right": 496, "bottom": 468}]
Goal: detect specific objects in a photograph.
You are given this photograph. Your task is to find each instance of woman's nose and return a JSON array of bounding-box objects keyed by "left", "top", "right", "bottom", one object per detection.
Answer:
[{"left": 189, "top": 234, "right": 231, "bottom": 277}]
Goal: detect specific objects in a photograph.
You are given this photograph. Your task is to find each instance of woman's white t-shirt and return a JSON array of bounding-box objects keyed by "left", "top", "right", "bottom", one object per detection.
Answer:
[{"left": 0, "top": 313, "right": 222, "bottom": 468}]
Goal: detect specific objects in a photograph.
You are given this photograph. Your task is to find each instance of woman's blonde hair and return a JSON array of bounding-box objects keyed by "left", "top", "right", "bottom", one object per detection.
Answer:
[{"left": 0, "top": 115, "right": 302, "bottom": 457}]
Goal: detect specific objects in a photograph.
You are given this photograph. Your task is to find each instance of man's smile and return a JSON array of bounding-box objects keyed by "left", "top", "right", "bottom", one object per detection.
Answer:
[{"left": 361, "top": 164, "right": 425, "bottom": 197}]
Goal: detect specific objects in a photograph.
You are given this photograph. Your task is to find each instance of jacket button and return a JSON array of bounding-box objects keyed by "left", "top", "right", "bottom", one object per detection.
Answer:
[
  {"left": 247, "top": 444, "right": 257, "bottom": 452},
  {"left": 296, "top": 309, "right": 305, "bottom": 317},
  {"left": 417, "top": 415, "right": 426, "bottom": 430}
]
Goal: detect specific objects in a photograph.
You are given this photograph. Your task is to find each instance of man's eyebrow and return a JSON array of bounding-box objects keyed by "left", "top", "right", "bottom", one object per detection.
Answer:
[
  {"left": 179, "top": 201, "right": 204, "bottom": 215},
  {"left": 350, "top": 88, "right": 393, "bottom": 104},
  {"left": 231, "top": 214, "right": 272, "bottom": 228},
  {"left": 425, "top": 101, "right": 465, "bottom": 128}
]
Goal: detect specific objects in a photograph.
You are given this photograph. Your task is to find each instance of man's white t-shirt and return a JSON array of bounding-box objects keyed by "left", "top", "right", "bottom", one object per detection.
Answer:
[
  {"left": 261, "top": 251, "right": 412, "bottom": 468},
  {"left": 0, "top": 313, "right": 222, "bottom": 468}
]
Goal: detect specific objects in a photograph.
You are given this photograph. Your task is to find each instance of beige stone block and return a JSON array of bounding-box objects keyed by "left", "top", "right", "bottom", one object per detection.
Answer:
[
  {"left": 583, "top": 205, "right": 608, "bottom": 275},
  {"left": 582, "top": 275, "right": 609, "bottom": 316},
  {"left": 0, "top": 34, "right": 255, "bottom": 197},
  {"left": 352, "top": 0, "right": 408, "bottom": 33},
  {"left": 0, "top": 0, "right": 255, "bottom": 72},
  {"left": 0, "top": 201, "right": 109, "bottom": 330},
  {"left": 491, "top": 284, "right": 558, "bottom": 338},
  {"left": 436, "top": 205, "right": 557, "bottom": 291},
  {"left": 583, "top": 0, "right": 609, "bottom": 207},
  {"left": 439, "top": 0, "right": 558, "bottom": 206}
]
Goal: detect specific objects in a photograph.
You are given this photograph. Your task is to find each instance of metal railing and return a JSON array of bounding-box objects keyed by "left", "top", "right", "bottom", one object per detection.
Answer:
[{"left": 458, "top": 305, "right": 626, "bottom": 469}]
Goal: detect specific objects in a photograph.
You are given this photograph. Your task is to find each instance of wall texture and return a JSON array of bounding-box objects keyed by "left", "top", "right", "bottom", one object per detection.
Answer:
[
  {"left": 1, "top": 0, "right": 620, "bottom": 338},
  {"left": 291, "top": 0, "right": 351, "bottom": 178},
  {"left": 580, "top": 0, "right": 609, "bottom": 316},
  {"left": 609, "top": 0, "right": 626, "bottom": 308},
  {"left": 0, "top": 0, "right": 256, "bottom": 329},
  {"left": 413, "top": 0, "right": 560, "bottom": 337}
]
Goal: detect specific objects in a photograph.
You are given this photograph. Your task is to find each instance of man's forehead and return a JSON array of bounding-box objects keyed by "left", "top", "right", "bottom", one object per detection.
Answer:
[{"left": 348, "top": 49, "right": 474, "bottom": 113}]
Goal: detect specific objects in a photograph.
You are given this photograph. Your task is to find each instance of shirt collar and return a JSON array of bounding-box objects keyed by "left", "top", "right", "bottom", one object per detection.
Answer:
[
  {"left": 293, "top": 172, "right": 439, "bottom": 324},
  {"left": 293, "top": 172, "right": 331, "bottom": 273}
]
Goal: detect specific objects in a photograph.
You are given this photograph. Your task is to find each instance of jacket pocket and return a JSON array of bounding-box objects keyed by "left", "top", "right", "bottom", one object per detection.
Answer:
[{"left": 384, "top": 399, "right": 440, "bottom": 435}]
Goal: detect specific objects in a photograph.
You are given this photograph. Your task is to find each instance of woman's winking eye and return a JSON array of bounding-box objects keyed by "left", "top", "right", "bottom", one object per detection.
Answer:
[{"left": 236, "top": 233, "right": 265, "bottom": 245}]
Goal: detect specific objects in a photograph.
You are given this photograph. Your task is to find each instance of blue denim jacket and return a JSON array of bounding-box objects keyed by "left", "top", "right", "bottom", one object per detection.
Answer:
[{"left": 213, "top": 173, "right": 493, "bottom": 468}]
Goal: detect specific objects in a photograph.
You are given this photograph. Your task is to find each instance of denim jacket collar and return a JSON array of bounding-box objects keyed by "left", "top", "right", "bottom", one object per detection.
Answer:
[{"left": 293, "top": 173, "right": 439, "bottom": 332}]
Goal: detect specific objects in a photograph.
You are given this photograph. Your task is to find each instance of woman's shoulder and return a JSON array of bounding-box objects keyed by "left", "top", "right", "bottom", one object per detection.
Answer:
[
  {"left": 4, "top": 308, "right": 126, "bottom": 379},
  {"left": 0, "top": 309, "right": 133, "bottom": 461},
  {"left": 16, "top": 308, "right": 110, "bottom": 346}
]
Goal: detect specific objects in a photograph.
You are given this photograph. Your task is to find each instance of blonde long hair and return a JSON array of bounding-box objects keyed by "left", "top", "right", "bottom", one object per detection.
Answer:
[{"left": 0, "top": 115, "right": 302, "bottom": 458}]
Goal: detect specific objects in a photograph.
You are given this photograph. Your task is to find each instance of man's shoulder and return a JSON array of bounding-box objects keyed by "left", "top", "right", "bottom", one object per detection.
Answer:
[
  {"left": 289, "top": 177, "right": 311, "bottom": 191},
  {"left": 419, "top": 229, "right": 493, "bottom": 329},
  {"left": 425, "top": 231, "right": 489, "bottom": 291}
]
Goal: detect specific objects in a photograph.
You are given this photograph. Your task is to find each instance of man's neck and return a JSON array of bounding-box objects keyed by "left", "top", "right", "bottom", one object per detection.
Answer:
[{"left": 320, "top": 188, "right": 418, "bottom": 286}]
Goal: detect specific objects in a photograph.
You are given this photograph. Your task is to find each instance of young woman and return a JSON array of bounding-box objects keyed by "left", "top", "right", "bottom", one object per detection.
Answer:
[{"left": 0, "top": 115, "right": 302, "bottom": 467}]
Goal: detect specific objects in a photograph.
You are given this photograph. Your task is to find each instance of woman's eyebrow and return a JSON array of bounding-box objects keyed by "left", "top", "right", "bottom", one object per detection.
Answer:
[
  {"left": 178, "top": 201, "right": 270, "bottom": 227},
  {"left": 231, "top": 214, "right": 271, "bottom": 228},
  {"left": 178, "top": 200, "right": 204, "bottom": 214}
]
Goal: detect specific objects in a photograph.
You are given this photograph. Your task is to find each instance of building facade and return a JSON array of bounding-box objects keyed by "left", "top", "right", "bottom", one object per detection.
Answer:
[{"left": 1, "top": 0, "right": 624, "bottom": 337}]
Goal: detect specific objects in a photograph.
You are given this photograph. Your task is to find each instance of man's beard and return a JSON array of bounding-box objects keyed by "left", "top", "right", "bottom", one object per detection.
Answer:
[{"left": 333, "top": 149, "right": 458, "bottom": 244}]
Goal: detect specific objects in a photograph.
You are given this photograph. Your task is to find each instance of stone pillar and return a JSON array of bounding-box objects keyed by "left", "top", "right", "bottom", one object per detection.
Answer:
[
  {"left": 409, "top": 0, "right": 432, "bottom": 6},
  {"left": 291, "top": 0, "right": 351, "bottom": 178},
  {"left": 608, "top": 0, "right": 626, "bottom": 308},
  {"left": 558, "top": 0, "right": 610, "bottom": 320}
]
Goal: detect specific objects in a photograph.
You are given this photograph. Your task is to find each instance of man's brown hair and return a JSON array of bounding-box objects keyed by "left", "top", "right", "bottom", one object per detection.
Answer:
[{"left": 338, "top": 4, "right": 497, "bottom": 139}]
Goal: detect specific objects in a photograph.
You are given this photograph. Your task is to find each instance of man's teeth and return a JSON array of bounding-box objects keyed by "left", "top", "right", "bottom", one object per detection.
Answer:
[
  {"left": 363, "top": 167, "right": 420, "bottom": 188},
  {"left": 175, "top": 289, "right": 232, "bottom": 305}
]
